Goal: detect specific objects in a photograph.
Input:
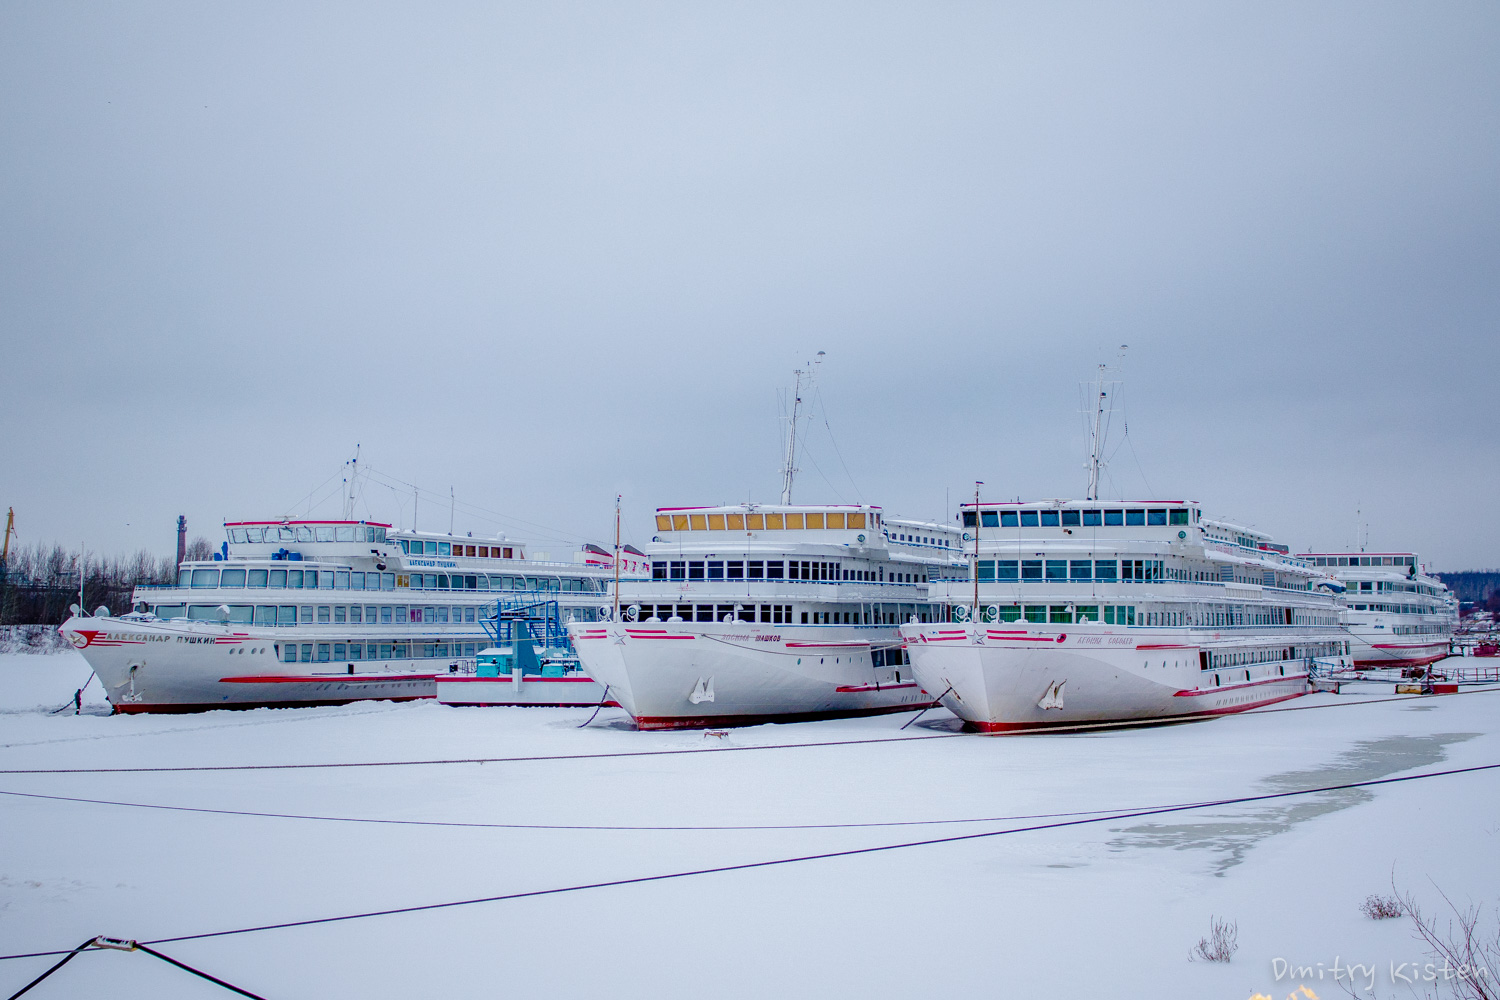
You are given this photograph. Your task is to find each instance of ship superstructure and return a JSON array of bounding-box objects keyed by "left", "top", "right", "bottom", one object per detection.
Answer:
[
  {"left": 62, "top": 519, "right": 643, "bottom": 712},
  {"left": 1295, "top": 551, "right": 1456, "bottom": 667},
  {"left": 898, "top": 499, "right": 1352, "bottom": 731},
  {"left": 569, "top": 503, "right": 965, "bottom": 729}
]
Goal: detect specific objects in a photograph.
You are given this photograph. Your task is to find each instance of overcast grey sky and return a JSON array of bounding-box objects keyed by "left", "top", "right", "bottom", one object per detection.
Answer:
[{"left": 2, "top": 3, "right": 1497, "bottom": 568}]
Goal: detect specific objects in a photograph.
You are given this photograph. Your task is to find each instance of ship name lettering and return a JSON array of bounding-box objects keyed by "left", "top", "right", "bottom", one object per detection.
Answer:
[{"left": 756, "top": 634, "right": 781, "bottom": 642}]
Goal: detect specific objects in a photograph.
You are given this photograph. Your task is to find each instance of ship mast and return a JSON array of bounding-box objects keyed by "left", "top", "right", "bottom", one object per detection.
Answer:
[
  {"left": 972, "top": 482, "right": 982, "bottom": 623},
  {"left": 1085, "top": 365, "right": 1107, "bottom": 501},
  {"left": 342, "top": 445, "right": 360, "bottom": 521},
  {"left": 613, "top": 494, "right": 622, "bottom": 621},
  {"left": 779, "top": 353, "right": 824, "bottom": 505},
  {"left": 1084, "top": 347, "right": 1126, "bottom": 500}
]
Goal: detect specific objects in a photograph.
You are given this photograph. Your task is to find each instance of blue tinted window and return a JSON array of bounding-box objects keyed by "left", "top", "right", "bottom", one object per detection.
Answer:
[
  {"left": 1126, "top": 509, "right": 1145, "bottom": 525},
  {"left": 1105, "top": 510, "right": 1124, "bottom": 525},
  {"left": 996, "top": 560, "right": 1018, "bottom": 581},
  {"left": 1070, "top": 560, "right": 1092, "bottom": 580},
  {"left": 1020, "top": 511, "right": 1039, "bottom": 527},
  {"left": 1094, "top": 560, "right": 1118, "bottom": 582},
  {"left": 1040, "top": 511, "right": 1059, "bottom": 527},
  {"left": 977, "top": 560, "right": 996, "bottom": 582},
  {"left": 669, "top": 561, "right": 686, "bottom": 581},
  {"left": 688, "top": 562, "right": 705, "bottom": 580},
  {"left": 1021, "top": 560, "right": 1043, "bottom": 580},
  {"left": 707, "top": 561, "right": 724, "bottom": 580},
  {"left": 1061, "top": 510, "right": 1081, "bottom": 526},
  {"left": 980, "top": 511, "right": 999, "bottom": 527},
  {"left": 1147, "top": 509, "right": 1167, "bottom": 525},
  {"left": 1083, "top": 510, "right": 1102, "bottom": 526},
  {"left": 1045, "top": 560, "right": 1067, "bottom": 580},
  {"left": 1169, "top": 509, "right": 1189, "bottom": 525},
  {"left": 1000, "top": 511, "right": 1019, "bottom": 527}
]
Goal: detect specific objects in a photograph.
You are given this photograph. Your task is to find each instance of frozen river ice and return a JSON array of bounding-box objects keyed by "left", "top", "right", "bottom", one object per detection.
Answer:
[{"left": 2, "top": 651, "right": 1498, "bottom": 998}]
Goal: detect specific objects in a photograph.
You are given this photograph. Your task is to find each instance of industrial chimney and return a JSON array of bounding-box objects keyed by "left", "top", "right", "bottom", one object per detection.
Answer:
[{"left": 176, "top": 515, "right": 187, "bottom": 568}]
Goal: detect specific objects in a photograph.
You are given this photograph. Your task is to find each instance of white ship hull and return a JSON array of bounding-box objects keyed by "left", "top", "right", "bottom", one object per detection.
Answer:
[
  {"left": 900, "top": 623, "right": 1322, "bottom": 732},
  {"left": 1342, "top": 619, "right": 1451, "bottom": 668},
  {"left": 570, "top": 621, "right": 930, "bottom": 729},
  {"left": 62, "top": 616, "right": 437, "bottom": 712}
]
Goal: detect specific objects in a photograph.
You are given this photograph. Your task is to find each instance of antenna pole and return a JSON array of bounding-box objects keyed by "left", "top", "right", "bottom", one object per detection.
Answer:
[
  {"left": 1, "top": 507, "right": 13, "bottom": 566},
  {"left": 343, "top": 445, "right": 360, "bottom": 520},
  {"left": 1086, "top": 365, "right": 1106, "bottom": 501},
  {"left": 613, "top": 495, "right": 622, "bottom": 621},
  {"left": 972, "top": 482, "right": 982, "bottom": 624},
  {"left": 780, "top": 369, "right": 803, "bottom": 505}
]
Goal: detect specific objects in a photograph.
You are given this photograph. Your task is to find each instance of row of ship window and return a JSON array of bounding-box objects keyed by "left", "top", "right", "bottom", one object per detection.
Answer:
[
  {"left": 228, "top": 525, "right": 389, "bottom": 544},
  {"left": 890, "top": 532, "right": 953, "bottom": 547},
  {"left": 280, "top": 642, "right": 479, "bottom": 663},
  {"left": 955, "top": 604, "right": 1334, "bottom": 627},
  {"left": 400, "top": 540, "right": 515, "bottom": 559},
  {"left": 405, "top": 573, "right": 600, "bottom": 592},
  {"left": 975, "top": 559, "right": 1166, "bottom": 583},
  {"left": 1390, "top": 625, "right": 1449, "bottom": 635},
  {"left": 1350, "top": 604, "right": 1439, "bottom": 615},
  {"left": 630, "top": 603, "right": 937, "bottom": 625},
  {"left": 184, "top": 568, "right": 395, "bottom": 590},
  {"left": 1351, "top": 580, "right": 1439, "bottom": 596},
  {"left": 1313, "top": 555, "right": 1416, "bottom": 567},
  {"left": 650, "top": 560, "right": 926, "bottom": 584},
  {"left": 150, "top": 603, "right": 600, "bottom": 625},
  {"left": 179, "top": 567, "right": 599, "bottom": 593},
  {"left": 1204, "top": 642, "right": 1346, "bottom": 669},
  {"left": 964, "top": 508, "right": 1193, "bottom": 528},
  {"left": 658, "top": 511, "right": 871, "bottom": 532}
]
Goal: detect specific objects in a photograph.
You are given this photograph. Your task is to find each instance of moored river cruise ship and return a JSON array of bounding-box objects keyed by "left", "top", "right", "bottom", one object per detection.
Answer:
[
  {"left": 569, "top": 504, "right": 965, "bottom": 729},
  {"left": 898, "top": 499, "right": 1352, "bottom": 732},
  {"left": 1295, "top": 551, "right": 1456, "bottom": 668},
  {"left": 61, "top": 519, "right": 643, "bottom": 713}
]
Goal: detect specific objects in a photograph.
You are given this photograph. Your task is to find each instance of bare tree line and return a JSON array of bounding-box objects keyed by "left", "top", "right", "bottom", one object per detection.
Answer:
[{"left": 0, "top": 538, "right": 212, "bottom": 625}]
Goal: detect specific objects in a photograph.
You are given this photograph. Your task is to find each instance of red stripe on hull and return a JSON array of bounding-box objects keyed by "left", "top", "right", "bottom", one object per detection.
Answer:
[
  {"left": 968, "top": 690, "right": 1306, "bottom": 733},
  {"left": 113, "top": 695, "right": 430, "bottom": 714},
  {"left": 1353, "top": 654, "right": 1447, "bottom": 669},
  {"left": 219, "top": 673, "right": 435, "bottom": 684},
  {"left": 439, "top": 700, "right": 621, "bottom": 709},
  {"left": 631, "top": 702, "right": 925, "bottom": 731}
]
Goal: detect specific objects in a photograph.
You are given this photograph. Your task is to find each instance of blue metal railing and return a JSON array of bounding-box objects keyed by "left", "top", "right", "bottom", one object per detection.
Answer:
[{"left": 480, "top": 599, "right": 571, "bottom": 651}]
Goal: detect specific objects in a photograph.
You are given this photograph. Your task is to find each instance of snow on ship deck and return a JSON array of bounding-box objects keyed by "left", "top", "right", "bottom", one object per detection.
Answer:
[{"left": 3, "top": 649, "right": 1500, "bottom": 999}]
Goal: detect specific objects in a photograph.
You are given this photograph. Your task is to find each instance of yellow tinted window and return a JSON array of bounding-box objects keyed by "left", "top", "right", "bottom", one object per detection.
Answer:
[
  {"left": 783, "top": 513, "right": 803, "bottom": 529},
  {"left": 747, "top": 514, "right": 764, "bottom": 530},
  {"left": 689, "top": 514, "right": 707, "bottom": 530},
  {"left": 727, "top": 513, "right": 744, "bottom": 530},
  {"left": 825, "top": 512, "right": 844, "bottom": 529},
  {"left": 708, "top": 514, "right": 725, "bottom": 530},
  {"left": 766, "top": 513, "right": 784, "bottom": 529},
  {"left": 804, "top": 512, "right": 824, "bottom": 529},
  {"left": 672, "top": 514, "right": 689, "bottom": 531},
  {"left": 655, "top": 515, "right": 672, "bottom": 531},
  {"left": 848, "top": 512, "right": 866, "bottom": 529}
]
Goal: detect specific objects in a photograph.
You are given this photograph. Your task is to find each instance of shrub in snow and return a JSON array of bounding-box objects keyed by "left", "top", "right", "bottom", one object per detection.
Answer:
[
  {"left": 1190, "top": 916, "right": 1238, "bottom": 963},
  {"left": 1362, "top": 893, "right": 1404, "bottom": 920}
]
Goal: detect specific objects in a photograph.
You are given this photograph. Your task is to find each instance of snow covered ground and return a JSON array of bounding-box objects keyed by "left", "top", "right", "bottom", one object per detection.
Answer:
[{"left": 3, "top": 650, "right": 1498, "bottom": 999}]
